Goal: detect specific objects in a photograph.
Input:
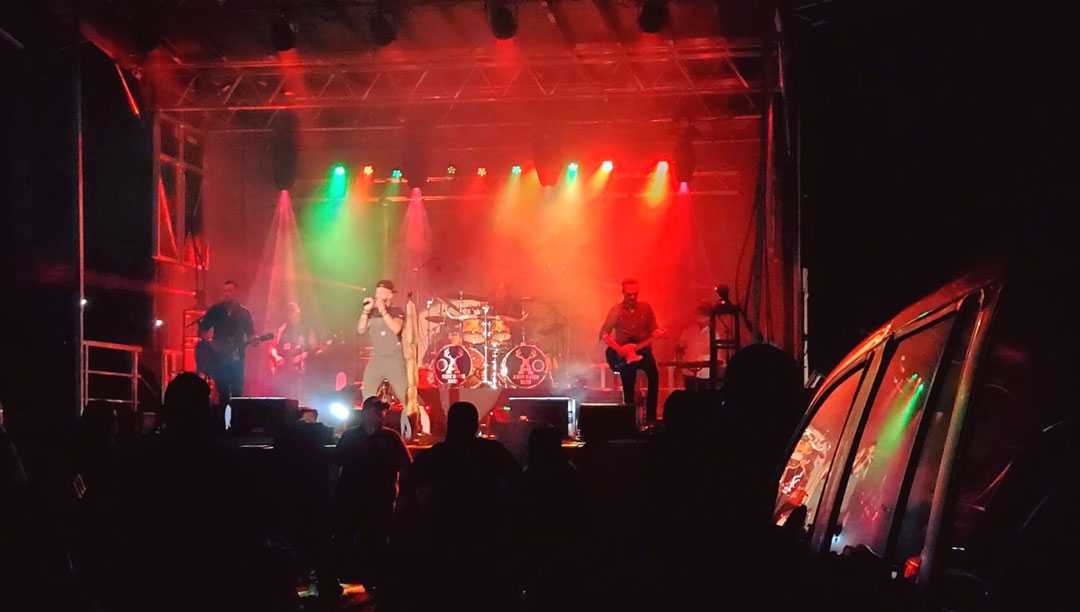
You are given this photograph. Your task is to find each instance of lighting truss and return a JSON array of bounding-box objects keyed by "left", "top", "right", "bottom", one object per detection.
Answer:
[{"left": 150, "top": 39, "right": 765, "bottom": 132}]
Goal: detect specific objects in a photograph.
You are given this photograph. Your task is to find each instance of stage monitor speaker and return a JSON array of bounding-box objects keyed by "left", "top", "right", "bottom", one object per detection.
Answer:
[
  {"left": 505, "top": 397, "right": 577, "bottom": 439},
  {"left": 227, "top": 397, "right": 300, "bottom": 435},
  {"left": 578, "top": 403, "right": 636, "bottom": 442}
]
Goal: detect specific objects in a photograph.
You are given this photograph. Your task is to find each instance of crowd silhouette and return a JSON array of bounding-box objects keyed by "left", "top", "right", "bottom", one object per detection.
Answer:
[{"left": 0, "top": 344, "right": 810, "bottom": 612}]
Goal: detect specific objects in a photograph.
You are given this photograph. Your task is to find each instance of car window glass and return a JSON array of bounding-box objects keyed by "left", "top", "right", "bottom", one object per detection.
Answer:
[
  {"left": 830, "top": 316, "right": 955, "bottom": 557},
  {"left": 892, "top": 301, "right": 978, "bottom": 573},
  {"left": 776, "top": 366, "right": 864, "bottom": 533}
]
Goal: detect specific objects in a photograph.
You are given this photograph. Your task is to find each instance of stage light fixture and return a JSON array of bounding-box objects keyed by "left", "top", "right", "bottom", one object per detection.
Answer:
[
  {"left": 391, "top": 168, "right": 403, "bottom": 179},
  {"left": 80, "top": 298, "right": 88, "bottom": 308},
  {"left": 447, "top": 164, "right": 457, "bottom": 176},
  {"left": 533, "top": 126, "right": 563, "bottom": 187},
  {"left": 332, "top": 164, "right": 347, "bottom": 177},
  {"left": 363, "top": 165, "right": 375, "bottom": 176},
  {"left": 511, "top": 165, "right": 522, "bottom": 176},
  {"left": 601, "top": 160, "right": 614, "bottom": 172},
  {"left": 674, "top": 129, "right": 696, "bottom": 184},
  {"left": 329, "top": 402, "right": 351, "bottom": 422},
  {"left": 271, "top": 12, "right": 296, "bottom": 52},
  {"left": 567, "top": 162, "right": 579, "bottom": 178},
  {"left": 657, "top": 160, "right": 670, "bottom": 171},
  {"left": 477, "top": 167, "right": 488, "bottom": 177},
  {"left": 270, "top": 111, "right": 299, "bottom": 190},
  {"left": 154, "top": 319, "right": 164, "bottom": 328},
  {"left": 487, "top": 1, "right": 518, "bottom": 39},
  {"left": 638, "top": 0, "right": 670, "bottom": 34},
  {"left": 369, "top": 5, "right": 397, "bottom": 47}
]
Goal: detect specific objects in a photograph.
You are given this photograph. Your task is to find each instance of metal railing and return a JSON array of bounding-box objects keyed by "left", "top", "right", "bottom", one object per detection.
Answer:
[{"left": 82, "top": 340, "right": 142, "bottom": 413}]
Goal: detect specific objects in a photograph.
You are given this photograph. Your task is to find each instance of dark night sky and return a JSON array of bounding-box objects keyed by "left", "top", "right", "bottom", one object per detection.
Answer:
[{"left": 793, "top": 2, "right": 1076, "bottom": 372}]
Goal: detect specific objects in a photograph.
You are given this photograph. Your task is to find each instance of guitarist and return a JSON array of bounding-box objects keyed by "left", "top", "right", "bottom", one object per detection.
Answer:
[
  {"left": 270, "top": 302, "right": 317, "bottom": 400},
  {"left": 198, "top": 280, "right": 258, "bottom": 406},
  {"left": 599, "top": 278, "right": 661, "bottom": 427}
]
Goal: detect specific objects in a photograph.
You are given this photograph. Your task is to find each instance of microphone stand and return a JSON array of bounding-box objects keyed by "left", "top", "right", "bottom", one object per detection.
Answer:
[{"left": 708, "top": 285, "right": 741, "bottom": 391}]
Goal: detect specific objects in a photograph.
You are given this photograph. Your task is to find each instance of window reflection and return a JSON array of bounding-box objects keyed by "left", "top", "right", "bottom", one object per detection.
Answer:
[{"left": 830, "top": 317, "right": 954, "bottom": 557}]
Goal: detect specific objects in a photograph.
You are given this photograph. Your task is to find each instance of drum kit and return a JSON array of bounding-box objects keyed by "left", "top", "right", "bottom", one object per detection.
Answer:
[{"left": 419, "top": 293, "right": 557, "bottom": 390}]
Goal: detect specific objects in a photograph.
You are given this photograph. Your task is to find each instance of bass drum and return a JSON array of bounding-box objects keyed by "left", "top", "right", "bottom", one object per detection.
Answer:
[
  {"left": 431, "top": 344, "right": 486, "bottom": 389},
  {"left": 500, "top": 344, "right": 551, "bottom": 389}
]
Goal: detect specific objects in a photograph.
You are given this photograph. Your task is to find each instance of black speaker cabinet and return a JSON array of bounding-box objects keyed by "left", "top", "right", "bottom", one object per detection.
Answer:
[
  {"left": 228, "top": 397, "right": 300, "bottom": 434},
  {"left": 578, "top": 403, "right": 637, "bottom": 442},
  {"left": 505, "top": 397, "right": 577, "bottom": 439}
]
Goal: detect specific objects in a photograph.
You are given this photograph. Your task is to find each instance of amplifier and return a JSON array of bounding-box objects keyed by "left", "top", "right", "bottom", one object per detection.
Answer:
[
  {"left": 227, "top": 397, "right": 300, "bottom": 434},
  {"left": 578, "top": 403, "right": 637, "bottom": 442},
  {"left": 504, "top": 396, "right": 578, "bottom": 439}
]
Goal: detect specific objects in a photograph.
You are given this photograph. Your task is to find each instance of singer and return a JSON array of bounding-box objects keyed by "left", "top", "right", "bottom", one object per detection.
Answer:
[{"left": 357, "top": 279, "right": 407, "bottom": 404}]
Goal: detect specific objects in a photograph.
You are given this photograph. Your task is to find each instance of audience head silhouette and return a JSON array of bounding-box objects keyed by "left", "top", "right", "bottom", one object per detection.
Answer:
[
  {"left": 162, "top": 373, "right": 214, "bottom": 438},
  {"left": 360, "top": 397, "right": 387, "bottom": 434},
  {"left": 527, "top": 425, "right": 564, "bottom": 469},
  {"left": 724, "top": 343, "right": 803, "bottom": 422},
  {"left": 446, "top": 402, "right": 479, "bottom": 443}
]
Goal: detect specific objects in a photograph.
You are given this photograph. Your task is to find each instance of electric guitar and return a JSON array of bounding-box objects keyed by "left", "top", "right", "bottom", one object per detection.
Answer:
[
  {"left": 195, "top": 333, "right": 273, "bottom": 375},
  {"left": 603, "top": 329, "right": 666, "bottom": 373},
  {"left": 270, "top": 337, "right": 336, "bottom": 376}
]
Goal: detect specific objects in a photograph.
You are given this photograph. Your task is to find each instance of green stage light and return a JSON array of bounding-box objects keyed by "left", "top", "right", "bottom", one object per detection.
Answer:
[
  {"left": 511, "top": 165, "right": 522, "bottom": 176},
  {"left": 391, "top": 168, "right": 403, "bottom": 179},
  {"left": 332, "top": 164, "right": 347, "bottom": 177}
]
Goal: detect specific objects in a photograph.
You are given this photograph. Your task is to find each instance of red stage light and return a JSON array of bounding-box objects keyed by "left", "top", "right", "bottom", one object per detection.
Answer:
[
  {"left": 477, "top": 167, "right": 488, "bottom": 177},
  {"left": 362, "top": 165, "right": 374, "bottom": 176}
]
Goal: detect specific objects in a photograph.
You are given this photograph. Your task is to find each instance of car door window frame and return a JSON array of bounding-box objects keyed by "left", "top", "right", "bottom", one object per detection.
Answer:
[
  {"left": 884, "top": 295, "right": 981, "bottom": 569},
  {"left": 814, "top": 299, "right": 967, "bottom": 555},
  {"left": 779, "top": 360, "right": 869, "bottom": 538}
]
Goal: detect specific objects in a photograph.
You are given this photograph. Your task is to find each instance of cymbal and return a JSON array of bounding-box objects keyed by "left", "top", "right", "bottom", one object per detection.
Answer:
[
  {"left": 444, "top": 298, "right": 486, "bottom": 309},
  {"left": 425, "top": 315, "right": 446, "bottom": 323},
  {"left": 443, "top": 293, "right": 486, "bottom": 302}
]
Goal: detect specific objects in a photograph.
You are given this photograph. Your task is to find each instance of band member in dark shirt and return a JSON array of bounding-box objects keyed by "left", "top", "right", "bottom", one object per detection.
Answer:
[
  {"left": 599, "top": 279, "right": 661, "bottom": 426},
  {"left": 270, "top": 302, "right": 317, "bottom": 400},
  {"left": 358, "top": 280, "right": 407, "bottom": 403},
  {"left": 197, "top": 280, "right": 257, "bottom": 406}
]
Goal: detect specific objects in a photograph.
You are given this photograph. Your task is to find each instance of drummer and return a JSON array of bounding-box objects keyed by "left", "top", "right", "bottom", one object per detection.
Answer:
[{"left": 490, "top": 280, "right": 528, "bottom": 323}]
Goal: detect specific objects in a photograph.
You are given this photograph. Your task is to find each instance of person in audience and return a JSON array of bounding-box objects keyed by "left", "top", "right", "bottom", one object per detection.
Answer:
[
  {"left": 274, "top": 405, "right": 338, "bottom": 602},
  {"left": 388, "top": 402, "right": 519, "bottom": 611},
  {"left": 335, "top": 396, "right": 410, "bottom": 596},
  {"left": 112, "top": 373, "right": 286, "bottom": 611},
  {"left": 515, "top": 425, "right": 586, "bottom": 611}
]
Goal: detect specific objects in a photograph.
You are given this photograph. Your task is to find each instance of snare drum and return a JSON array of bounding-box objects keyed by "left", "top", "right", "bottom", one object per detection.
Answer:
[
  {"left": 432, "top": 344, "right": 486, "bottom": 388},
  {"left": 500, "top": 344, "right": 551, "bottom": 389}
]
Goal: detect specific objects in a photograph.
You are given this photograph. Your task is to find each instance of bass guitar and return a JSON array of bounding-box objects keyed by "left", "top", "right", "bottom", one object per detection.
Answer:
[
  {"left": 195, "top": 333, "right": 273, "bottom": 375},
  {"left": 603, "top": 329, "right": 666, "bottom": 373},
  {"left": 269, "top": 336, "right": 336, "bottom": 376}
]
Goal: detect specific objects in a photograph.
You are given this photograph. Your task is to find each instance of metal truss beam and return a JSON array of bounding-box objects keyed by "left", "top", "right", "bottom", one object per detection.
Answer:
[{"left": 150, "top": 40, "right": 765, "bottom": 131}]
